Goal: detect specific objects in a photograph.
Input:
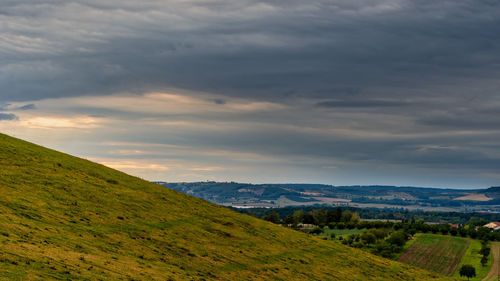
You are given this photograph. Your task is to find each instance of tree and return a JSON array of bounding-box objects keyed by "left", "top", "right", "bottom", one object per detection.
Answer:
[
  {"left": 334, "top": 207, "right": 342, "bottom": 222},
  {"left": 479, "top": 244, "right": 490, "bottom": 257},
  {"left": 310, "top": 227, "right": 322, "bottom": 235},
  {"left": 480, "top": 243, "right": 490, "bottom": 267},
  {"left": 450, "top": 228, "right": 458, "bottom": 236},
  {"left": 373, "top": 242, "right": 396, "bottom": 258},
  {"left": 292, "top": 210, "right": 304, "bottom": 225},
  {"left": 387, "top": 231, "right": 407, "bottom": 247},
  {"left": 263, "top": 211, "right": 280, "bottom": 224},
  {"left": 440, "top": 225, "right": 449, "bottom": 235},
  {"left": 469, "top": 228, "right": 478, "bottom": 239},
  {"left": 284, "top": 214, "right": 294, "bottom": 225},
  {"left": 303, "top": 212, "right": 315, "bottom": 224},
  {"left": 327, "top": 209, "right": 338, "bottom": 223},
  {"left": 350, "top": 212, "right": 360, "bottom": 224},
  {"left": 370, "top": 228, "right": 388, "bottom": 240},
  {"left": 477, "top": 227, "right": 492, "bottom": 242},
  {"left": 341, "top": 210, "right": 353, "bottom": 223},
  {"left": 459, "top": 265, "right": 476, "bottom": 280},
  {"left": 312, "top": 208, "right": 327, "bottom": 226},
  {"left": 481, "top": 255, "right": 488, "bottom": 267},
  {"left": 360, "top": 232, "right": 377, "bottom": 244}
]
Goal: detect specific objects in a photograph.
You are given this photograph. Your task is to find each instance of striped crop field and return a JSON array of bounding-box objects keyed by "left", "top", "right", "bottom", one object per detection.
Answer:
[{"left": 397, "top": 234, "right": 469, "bottom": 276}]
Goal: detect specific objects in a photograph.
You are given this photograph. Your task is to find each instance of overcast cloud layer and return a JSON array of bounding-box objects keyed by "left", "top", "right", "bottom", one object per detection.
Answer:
[{"left": 1, "top": 0, "right": 500, "bottom": 188}]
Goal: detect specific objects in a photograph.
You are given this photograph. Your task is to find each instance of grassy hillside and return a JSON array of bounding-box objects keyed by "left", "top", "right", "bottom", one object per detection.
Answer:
[{"left": 0, "top": 133, "right": 450, "bottom": 280}]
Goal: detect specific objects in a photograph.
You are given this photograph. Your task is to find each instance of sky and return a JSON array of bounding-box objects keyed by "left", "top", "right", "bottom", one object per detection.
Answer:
[{"left": 1, "top": 0, "right": 500, "bottom": 189}]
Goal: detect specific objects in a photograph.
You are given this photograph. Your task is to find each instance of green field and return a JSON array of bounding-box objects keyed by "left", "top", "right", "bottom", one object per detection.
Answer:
[
  {"left": 452, "top": 240, "right": 493, "bottom": 280},
  {"left": 397, "top": 234, "right": 470, "bottom": 276},
  {"left": 0, "top": 133, "right": 450, "bottom": 280}
]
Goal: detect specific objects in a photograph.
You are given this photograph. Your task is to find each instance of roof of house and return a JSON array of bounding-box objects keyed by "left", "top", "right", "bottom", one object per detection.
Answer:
[{"left": 483, "top": 222, "right": 500, "bottom": 229}]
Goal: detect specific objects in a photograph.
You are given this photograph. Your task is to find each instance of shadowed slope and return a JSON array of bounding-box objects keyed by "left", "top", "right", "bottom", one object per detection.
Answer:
[{"left": 0, "top": 133, "right": 449, "bottom": 280}]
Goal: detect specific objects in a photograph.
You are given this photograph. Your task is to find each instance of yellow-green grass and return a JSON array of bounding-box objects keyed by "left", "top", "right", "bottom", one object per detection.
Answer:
[
  {"left": 397, "top": 234, "right": 469, "bottom": 276},
  {"left": 452, "top": 240, "right": 493, "bottom": 280},
  {"left": 0, "top": 133, "right": 450, "bottom": 280}
]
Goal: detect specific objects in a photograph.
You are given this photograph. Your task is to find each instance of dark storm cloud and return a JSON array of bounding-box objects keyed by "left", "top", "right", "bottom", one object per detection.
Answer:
[
  {"left": 213, "top": 99, "right": 227, "bottom": 105},
  {"left": 190, "top": 128, "right": 500, "bottom": 170},
  {"left": 102, "top": 118, "right": 500, "bottom": 174},
  {"left": 0, "top": 103, "right": 36, "bottom": 111},
  {"left": 0, "top": 113, "right": 18, "bottom": 121},
  {"left": 316, "top": 100, "right": 410, "bottom": 108},
  {"left": 418, "top": 106, "right": 500, "bottom": 130},
  {"left": 16, "top": 104, "right": 36, "bottom": 110},
  {"left": 1, "top": 0, "right": 500, "bottom": 103}
]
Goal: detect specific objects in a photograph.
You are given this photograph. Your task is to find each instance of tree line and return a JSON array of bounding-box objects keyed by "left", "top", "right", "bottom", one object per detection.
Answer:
[
  {"left": 256, "top": 207, "right": 500, "bottom": 242},
  {"left": 234, "top": 205, "right": 500, "bottom": 225},
  {"left": 262, "top": 207, "right": 360, "bottom": 226}
]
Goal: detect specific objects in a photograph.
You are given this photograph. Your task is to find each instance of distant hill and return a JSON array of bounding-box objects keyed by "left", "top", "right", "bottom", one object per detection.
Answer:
[
  {"left": 0, "top": 133, "right": 447, "bottom": 280},
  {"left": 158, "top": 182, "right": 500, "bottom": 212},
  {"left": 485, "top": 186, "right": 500, "bottom": 199}
]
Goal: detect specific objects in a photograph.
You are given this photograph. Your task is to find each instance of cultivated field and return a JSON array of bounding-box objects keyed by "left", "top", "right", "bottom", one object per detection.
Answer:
[
  {"left": 452, "top": 240, "right": 493, "bottom": 281},
  {"left": 397, "top": 234, "right": 470, "bottom": 276},
  {"left": 453, "top": 193, "right": 492, "bottom": 201}
]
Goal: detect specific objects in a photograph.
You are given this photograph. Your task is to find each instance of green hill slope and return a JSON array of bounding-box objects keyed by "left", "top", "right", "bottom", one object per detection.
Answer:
[{"left": 0, "top": 133, "right": 449, "bottom": 280}]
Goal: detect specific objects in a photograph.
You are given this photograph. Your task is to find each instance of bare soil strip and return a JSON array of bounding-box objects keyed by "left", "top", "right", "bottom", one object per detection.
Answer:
[{"left": 483, "top": 242, "right": 500, "bottom": 281}]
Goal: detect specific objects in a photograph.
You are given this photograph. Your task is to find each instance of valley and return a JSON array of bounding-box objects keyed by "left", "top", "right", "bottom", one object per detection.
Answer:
[{"left": 159, "top": 182, "right": 500, "bottom": 212}]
